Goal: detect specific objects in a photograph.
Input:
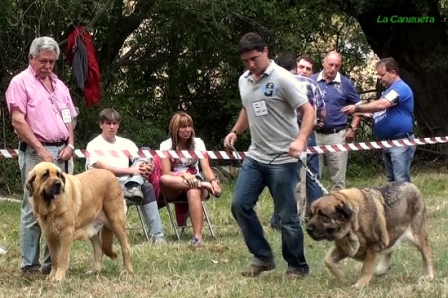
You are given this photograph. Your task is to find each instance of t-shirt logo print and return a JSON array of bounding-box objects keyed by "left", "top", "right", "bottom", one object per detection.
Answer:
[
  {"left": 334, "top": 83, "right": 343, "bottom": 95},
  {"left": 263, "top": 82, "right": 275, "bottom": 97}
]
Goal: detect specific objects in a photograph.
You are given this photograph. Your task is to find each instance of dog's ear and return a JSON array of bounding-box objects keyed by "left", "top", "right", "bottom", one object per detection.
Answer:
[
  {"left": 60, "top": 171, "right": 66, "bottom": 190},
  {"left": 26, "top": 171, "right": 36, "bottom": 194},
  {"left": 335, "top": 202, "right": 352, "bottom": 220}
]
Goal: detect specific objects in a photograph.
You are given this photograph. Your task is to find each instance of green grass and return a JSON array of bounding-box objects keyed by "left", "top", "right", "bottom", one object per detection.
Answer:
[{"left": 1, "top": 169, "right": 448, "bottom": 297}]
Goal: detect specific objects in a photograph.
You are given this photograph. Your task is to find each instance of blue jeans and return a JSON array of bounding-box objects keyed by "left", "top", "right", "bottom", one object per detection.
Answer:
[
  {"left": 231, "top": 157, "right": 309, "bottom": 271},
  {"left": 19, "top": 144, "right": 74, "bottom": 271},
  {"left": 118, "top": 170, "right": 165, "bottom": 240},
  {"left": 305, "top": 132, "right": 323, "bottom": 204},
  {"left": 382, "top": 140, "right": 416, "bottom": 182},
  {"left": 270, "top": 133, "right": 322, "bottom": 227}
]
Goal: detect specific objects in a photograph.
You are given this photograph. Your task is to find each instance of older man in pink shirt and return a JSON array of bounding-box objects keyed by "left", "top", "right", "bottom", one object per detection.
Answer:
[{"left": 5, "top": 36, "right": 78, "bottom": 275}]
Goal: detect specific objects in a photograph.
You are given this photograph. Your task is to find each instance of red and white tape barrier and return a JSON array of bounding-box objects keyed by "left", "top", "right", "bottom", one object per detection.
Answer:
[{"left": 0, "top": 136, "right": 447, "bottom": 160}]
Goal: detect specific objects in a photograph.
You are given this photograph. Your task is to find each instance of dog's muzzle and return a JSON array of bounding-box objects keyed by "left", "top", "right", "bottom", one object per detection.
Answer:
[
  {"left": 306, "top": 223, "right": 335, "bottom": 241},
  {"left": 43, "top": 180, "right": 63, "bottom": 202}
]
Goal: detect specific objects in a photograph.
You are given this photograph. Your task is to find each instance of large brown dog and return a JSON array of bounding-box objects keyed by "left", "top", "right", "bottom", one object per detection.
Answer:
[
  {"left": 306, "top": 182, "right": 434, "bottom": 288},
  {"left": 26, "top": 162, "right": 133, "bottom": 281}
]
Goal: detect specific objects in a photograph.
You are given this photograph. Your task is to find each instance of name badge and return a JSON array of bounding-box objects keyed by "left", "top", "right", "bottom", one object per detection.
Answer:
[
  {"left": 252, "top": 100, "right": 268, "bottom": 117},
  {"left": 61, "top": 108, "right": 72, "bottom": 124}
]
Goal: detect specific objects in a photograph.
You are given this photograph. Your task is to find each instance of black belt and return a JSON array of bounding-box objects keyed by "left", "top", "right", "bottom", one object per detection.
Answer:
[
  {"left": 316, "top": 126, "right": 347, "bottom": 135},
  {"left": 41, "top": 140, "right": 68, "bottom": 147},
  {"left": 19, "top": 140, "right": 67, "bottom": 152},
  {"left": 384, "top": 132, "right": 413, "bottom": 140}
]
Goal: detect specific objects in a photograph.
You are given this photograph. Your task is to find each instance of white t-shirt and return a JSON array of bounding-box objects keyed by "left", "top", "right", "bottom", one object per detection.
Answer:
[
  {"left": 86, "top": 135, "right": 139, "bottom": 169},
  {"left": 159, "top": 137, "right": 206, "bottom": 176}
]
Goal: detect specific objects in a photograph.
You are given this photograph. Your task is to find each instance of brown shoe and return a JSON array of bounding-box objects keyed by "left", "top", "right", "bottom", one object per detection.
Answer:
[
  {"left": 241, "top": 263, "right": 276, "bottom": 277},
  {"left": 21, "top": 269, "right": 41, "bottom": 276},
  {"left": 41, "top": 266, "right": 51, "bottom": 275},
  {"left": 285, "top": 266, "right": 309, "bottom": 279}
]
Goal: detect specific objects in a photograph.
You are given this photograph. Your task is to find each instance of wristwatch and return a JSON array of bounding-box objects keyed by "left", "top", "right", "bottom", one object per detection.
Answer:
[
  {"left": 348, "top": 125, "right": 358, "bottom": 132},
  {"left": 355, "top": 106, "right": 361, "bottom": 113}
]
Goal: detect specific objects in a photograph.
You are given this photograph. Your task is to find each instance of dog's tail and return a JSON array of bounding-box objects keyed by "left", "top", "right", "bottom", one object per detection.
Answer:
[{"left": 100, "top": 227, "right": 118, "bottom": 259}]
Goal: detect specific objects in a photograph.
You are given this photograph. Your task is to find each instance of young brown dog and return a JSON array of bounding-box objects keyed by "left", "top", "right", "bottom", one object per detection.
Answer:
[
  {"left": 306, "top": 182, "right": 434, "bottom": 288},
  {"left": 26, "top": 162, "right": 133, "bottom": 281}
]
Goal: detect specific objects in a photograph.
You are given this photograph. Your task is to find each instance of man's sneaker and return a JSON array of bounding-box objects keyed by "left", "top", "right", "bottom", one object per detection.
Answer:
[
  {"left": 123, "top": 187, "right": 143, "bottom": 202},
  {"left": 242, "top": 263, "right": 276, "bottom": 277},
  {"left": 0, "top": 246, "right": 7, "bottom": 255},
  {"left": 285, "top": 266, "right": 309, "bottom": 279}
]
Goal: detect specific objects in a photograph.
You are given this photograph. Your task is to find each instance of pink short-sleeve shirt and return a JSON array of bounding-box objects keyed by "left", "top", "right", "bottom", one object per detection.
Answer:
[{"left": 5, "top": 66, "right": 78, "bottom": 142}]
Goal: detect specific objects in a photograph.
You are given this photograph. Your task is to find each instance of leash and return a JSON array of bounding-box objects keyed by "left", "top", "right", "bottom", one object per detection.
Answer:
[
  {"left": 298, "top": 158, "right": 329, "bottom": 195},
  {"left": 230, "top": 145, "right": 243, "bottom": 167},
  {"left": 230, "top": 145, "right": 328, "bottom": 195}
]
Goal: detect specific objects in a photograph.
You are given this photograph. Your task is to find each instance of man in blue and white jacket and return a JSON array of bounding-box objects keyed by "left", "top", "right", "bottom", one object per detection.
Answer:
[{"left": 341, "top": 57, "right": 415, "bottom": 182}]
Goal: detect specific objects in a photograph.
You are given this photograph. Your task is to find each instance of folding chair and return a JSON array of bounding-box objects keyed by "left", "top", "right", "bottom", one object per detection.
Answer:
[
  {"left": 125, "top": 198, "right": 150, "bottom": 241},
  {"left": 158, "top": 196, "right": 215, "bottom": 240}
]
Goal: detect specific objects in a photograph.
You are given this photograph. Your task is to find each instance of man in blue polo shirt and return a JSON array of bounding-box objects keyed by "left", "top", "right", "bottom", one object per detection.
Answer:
[
  {"left": 341, "top": 57, "right": 415, "bottom": 182},
  {"left": 312, "top": 51, "right": 360, "bottom": 190}
]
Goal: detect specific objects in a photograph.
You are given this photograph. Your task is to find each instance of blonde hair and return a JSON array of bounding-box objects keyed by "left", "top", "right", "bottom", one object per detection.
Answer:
[{"left": 168, "top": 112, "right": 195, "bottom": 150}]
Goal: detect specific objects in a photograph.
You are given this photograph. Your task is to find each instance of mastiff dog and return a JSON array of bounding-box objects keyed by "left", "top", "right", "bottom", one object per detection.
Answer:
[
  {"left": 306, "top": 182, "right": 434, "bottom": 288},
  {"left": 26, "top": 162, "right": 133, "bottom": 281}
]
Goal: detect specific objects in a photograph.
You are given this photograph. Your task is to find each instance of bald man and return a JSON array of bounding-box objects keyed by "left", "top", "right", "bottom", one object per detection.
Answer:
[{"left": 311, "top": 51, "right": 360, "bottom": 190}]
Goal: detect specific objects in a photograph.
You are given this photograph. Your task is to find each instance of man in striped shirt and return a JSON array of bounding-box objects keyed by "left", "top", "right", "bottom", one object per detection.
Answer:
[{"left": 271, "top": 53, "right": 326, "bottom": 227}]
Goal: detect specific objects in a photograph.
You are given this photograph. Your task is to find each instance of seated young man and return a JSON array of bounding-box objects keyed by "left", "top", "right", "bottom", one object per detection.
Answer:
[{"left": 86, "top": 108, "right": 165, "bottom": 243}]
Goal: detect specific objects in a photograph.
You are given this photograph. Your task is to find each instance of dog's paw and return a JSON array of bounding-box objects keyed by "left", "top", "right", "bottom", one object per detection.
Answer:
[
  {"left": 119, "top": 269, "right": 134, "bottom": 277},
  {"left": 352, "top": 279, "right": 369, "bottom": 289},
  {"left": 49, "top": 274, "right": 65, "bottom": 282},
  {"left": 418, "top": 273, "right": 434, "bottom": 282}
]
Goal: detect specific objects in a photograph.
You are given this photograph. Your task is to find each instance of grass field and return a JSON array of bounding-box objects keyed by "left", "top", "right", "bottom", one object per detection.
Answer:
[{"left": 1, "top": 168, "right": 448, "bottom": 298}]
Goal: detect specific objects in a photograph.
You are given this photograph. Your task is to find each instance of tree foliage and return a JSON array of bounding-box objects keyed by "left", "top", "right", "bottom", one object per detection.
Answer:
[
  {"left": 1, "top": 0, "right": 377, "bottom": 151},
  {"left": 322, "top": 0, "right": 448, "bottom": 137},
  {"left": 3, "top": 0, "right": 446, "bottom": 193}
]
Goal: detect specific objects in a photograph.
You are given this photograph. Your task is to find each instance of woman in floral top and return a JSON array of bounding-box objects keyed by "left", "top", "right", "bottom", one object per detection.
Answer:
[{"left": 159, "top": 112, "right": 221, "bottom": 245}]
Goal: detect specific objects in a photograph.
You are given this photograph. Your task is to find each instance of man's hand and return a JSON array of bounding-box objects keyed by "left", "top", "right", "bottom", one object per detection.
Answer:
[
  {"left": 211, "top": 180, "right": 221, "bottom": 196},
  {"left": 37, "top": 147, "right": 54, "bottom": 162},
  {"left": 315, "top": 118, "right": 324, "bottom": 129},
  {"left": 139, "top": 160, "right": 153, "bottom": 176},
  {"left": 344, "top": 128, "right": 356, "bottom": 142},
  {"left": 129, "top": 162, "right": 145, "bottom": 175},
  {"left": 58, "top": 146, "right": 73, "bottom": 161},
  {"left": 289, "top": 139, "right": 307, "bottom": 159},
  {"left": 224, "top": 132, "right": 237, "bottom": 149},
  {"left": 341, "top": 105, "right": 356, "bottom": 115}
]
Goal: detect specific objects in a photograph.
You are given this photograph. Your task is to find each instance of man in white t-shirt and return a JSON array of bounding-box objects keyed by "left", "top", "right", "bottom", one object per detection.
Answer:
[{"left": 86, "top": 108, "right": 165, "bottom": 243}]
